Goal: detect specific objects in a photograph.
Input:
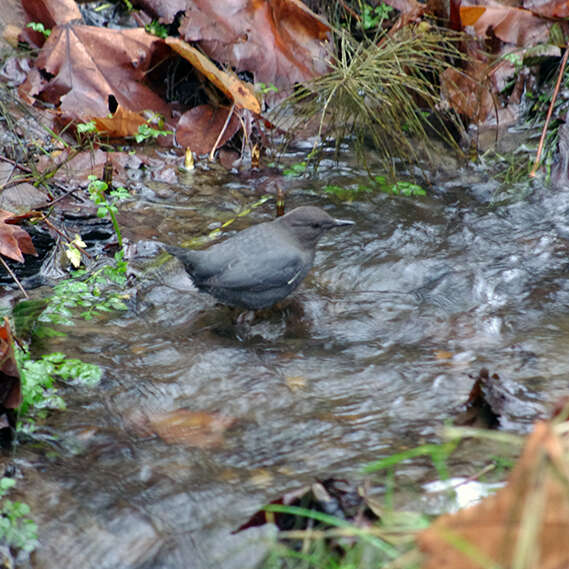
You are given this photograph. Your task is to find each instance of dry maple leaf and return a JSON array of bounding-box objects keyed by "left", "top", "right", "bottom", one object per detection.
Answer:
[
  {"left": 155, "top": 0, "right": 332, "bottom": 101},
  {"left": 165, "top": 37, "right": 261, "bottom": 114},
  {"left": 460, "top": 5, "right": 551, "bottom": 46},
  {"left": 0, "top": 209, "right": 37, "bottom": 263},
  {"left": 19, "top": 23, "right": 173, "bottom": 124},
  {"left": 144, "top": 408, "right": 236, "bottom": 449},
  {"left": 418, "top": 421, "right": 569, "bottom": 569},
  {"left": 175, "top": 104, "right": 242, "bottom": 155},
  {"left": 0, "top": 319, "right": 20, "bottom": 448}
]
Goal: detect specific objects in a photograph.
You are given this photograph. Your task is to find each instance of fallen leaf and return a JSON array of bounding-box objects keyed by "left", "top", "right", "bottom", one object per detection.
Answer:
[
  {"left": 460, "top": 5, "right": 551, "bottom": 46},
  {"left": 19, "top": 24, "right": 173, "bottom": 124},
  {"left": 175, "top": 0, "right": 331, "bottom": 101},
  {"left": 523, "top": 0, "right": 569, "bottom": 19},
  {"left": 0, "top": 209, "right": 37, "bottom": 262},
  {"left": 92, "top": 104, "right": 149, "bottom": 139},
  {"left": 454, "top": 368, "right": 501, "bottom": 429},
  {"left": 144, "top": 408, "right": 236, "bottom": 448},
  {"left": 418, "top": 421, "right": 569, "bottom": 569},
  {"left": 0, "top": 319, "right": 21, "bottom": 448},
  {"left": 19, "top": 0, "right": 81, "bottom": 48},
  {"left": 166, "top": 37, "right": 261, "bottom": 114},
  {"left": 175, "top": 104, "right": 241, "bottom": 155}
]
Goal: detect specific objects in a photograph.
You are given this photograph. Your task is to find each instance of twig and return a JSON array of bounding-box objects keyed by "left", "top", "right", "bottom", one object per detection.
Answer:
[
  {"left": 0, "top": 256, "right": 29, "bottom": 298},
  {"left": 339, "top": 0, "right": 360, "bottom": 21},
  {"left": 209, "top": 103, "right": 236, "bottom": 161},
  {"left": 39, "top": 214, "right": 92, "bottom": 260},
  {"left": 530, "top": 45, "right": 569, "bottom": 177}
]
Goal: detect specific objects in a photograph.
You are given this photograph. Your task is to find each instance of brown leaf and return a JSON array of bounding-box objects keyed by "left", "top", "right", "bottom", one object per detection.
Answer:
[
  {"left": 145, "top": 408, "right": 236, "bottom": 448},
  {"left": 0, "top": 209, "right": 37, "bottom": 263},
  {"left": 92, "top": 104, "right": 148, "bottom": 139},
  {"left": 21, "top": 0, "right": 81, "bottom": 27},
  {"left": 36, "top": 148, "right": 143, "bottom": 185},
  {"left": 177, "top": 0, "right": 331, "bottom": 100},
  {"left": 418, "top": 421, "right": 569, "bottom": 569},
  {"left": 460, "top": 5, "right": 551, "bottom": 46},
  {"left": 165, "top": 37, "right": 261, "bottom": 114},
  {"left": 175, "top": 105, "right": 241, "bottom": 155},
  {"left": 0, "top": 319, "right": 21, "bottom": 448},
  {"left": 523, "top": 0, "right": 569, "bottom": 19},
  {"left": 441, "top": 64, "right": 493, "bottom": 122},
  {"left": 19, "top": 24, "right": 173, "bottom": 124},
  {"left": 454, "top": 368, "right": 500, "bottom": 429}
]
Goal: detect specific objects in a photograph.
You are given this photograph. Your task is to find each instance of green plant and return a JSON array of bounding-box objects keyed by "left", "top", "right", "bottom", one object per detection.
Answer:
[
  {"left": 87, "top": 175, "right": 130, "bottom": 247},
  {"left": 282, "top": 161, "right": 308, "bottom": 177},
  {"left": 145, "top": 20, "right": 168, "bottom": 38},
  {"left": 255, "top": 82, "right": 279, "bottom": 95},
  {"left": 38, "top": 255, "right": 128, "bottom": 328},
  {"left": 324, "top": 177, "right": 426, "bottom": 201},
  {"left": 76, "top": 120, "right": 97, "bottom": 134},
  {"left": 26, "top": 22, "right": 50, "bottom": 38},
  {"left": 16, "top": 349, "right": 102, "bottom": 428},
  {"left": 323, "top": 183, "right": 373, "bottom": 201},
  {"left": 373, "top": 176, "right": 427, "bottom": 196},
  {"left": 134, "top": 122, "right": 173, "bottom": 143},
  {"left": 0, "top": 478, "right": 38, "bottom": 554},
  {"left": 364, "top": 440, "right": 458, "bottom": 480},
  {"left": 361, "top": 2, "right": 393, "bottom": 30}
]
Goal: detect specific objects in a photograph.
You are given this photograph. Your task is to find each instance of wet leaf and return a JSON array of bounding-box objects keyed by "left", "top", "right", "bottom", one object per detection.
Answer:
[
  {"left": 92, "top": 104, "right": 148, "bottom": 139},
  {"left": 0, "top": 209, "right": 37, "bottom": 263},
  {"left": 175, "top": 105, "right": 242, "bottom": 155},
  {"left": 460, "top": 5, "right": 551, "bottom": 46},
  {"left": 143, "top": 408, "right": 236, "bottom": 448},
  {"left": 173, "top": 0, "right": 331, "bottom": 101},
  {"left": 454, "top": 368, "right": 501, "bottom": 429},
  {"left": 165, "top": 37, "right": 261, "bottom": 114},
  {"left": 0, "top": 320, "right": 21, "bottom": 448},
  {"left": 19, "top": 0, "right": 81, "bottom": 48},
  {"left": 523, "top": 0, "right": 569, "bottom": 19},
  {"left": 418, "top": 421, "right": 569, "bottom": 569},
  {"left": 235, "top": 479, "right": 378, "bottom": 535},
  {"left": 19, "top": 24, "right": 173, "bottom": 125}
]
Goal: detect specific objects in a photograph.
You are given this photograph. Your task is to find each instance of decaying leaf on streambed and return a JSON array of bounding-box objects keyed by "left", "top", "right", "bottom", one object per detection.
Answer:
[
  {"left": 454, "top": 368, "right": 502, "bottom": 429},
  {"left": 0, "top": 209, "right": 37, "bottom": 263},
  {"left": 0, "top": 319, "right": 21, "bottom": 448},
  {"left": 129, "top": 408, "right": 236, "bottom": 449},
  {"left": 418, "top": 419, "right": 569, "bottom": 569},
  {"left": 234, "top": 478, "right": 378, "bottom": 535}
]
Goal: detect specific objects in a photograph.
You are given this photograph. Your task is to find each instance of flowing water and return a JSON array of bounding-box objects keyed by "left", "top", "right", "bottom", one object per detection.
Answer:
[{"left": 7, "top": 149, "right": 569, "bottom": 568}]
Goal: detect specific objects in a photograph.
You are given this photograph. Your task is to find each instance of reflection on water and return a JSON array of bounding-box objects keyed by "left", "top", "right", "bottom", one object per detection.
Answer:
[{"left": 14, "top": 161, "right": 569, "bottom": 568}]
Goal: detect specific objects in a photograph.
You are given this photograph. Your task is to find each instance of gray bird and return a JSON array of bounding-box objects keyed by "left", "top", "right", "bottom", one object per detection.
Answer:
[{"left": 164, "top": 206, "right": 354, "bottom": 309}]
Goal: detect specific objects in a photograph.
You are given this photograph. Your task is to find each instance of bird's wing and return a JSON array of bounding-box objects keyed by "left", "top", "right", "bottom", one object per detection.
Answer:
[{"left": 202, "top": 249, "right": 306, "bottom": 292}]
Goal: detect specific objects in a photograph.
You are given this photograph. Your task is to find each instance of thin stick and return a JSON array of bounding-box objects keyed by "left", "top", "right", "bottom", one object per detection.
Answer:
[
  {"left": 530, "top": 45, "right": 569, "bottom": 177},
  {"left": 209, "top": 103, "right": 236, "bottom": 161},
  {"left": 40, "top": 215, "right": 92, "bottom": 260},
  {"left": 0, "top": 256, "right": 29, "bottom": 298}
]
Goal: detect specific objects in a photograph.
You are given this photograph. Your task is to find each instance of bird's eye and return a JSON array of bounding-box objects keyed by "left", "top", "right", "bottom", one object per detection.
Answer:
[{"left": 311, "top": 223, "right": 320, "bottom": 229}]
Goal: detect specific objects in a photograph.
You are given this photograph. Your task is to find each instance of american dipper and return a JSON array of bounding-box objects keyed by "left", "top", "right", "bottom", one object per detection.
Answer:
[{"left": 164, "top": 206, "right": 354, "bottom": 309}]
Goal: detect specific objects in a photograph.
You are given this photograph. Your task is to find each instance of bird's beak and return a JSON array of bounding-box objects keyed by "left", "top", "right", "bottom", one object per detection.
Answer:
[{"left": 333, "top": 217, "right": 355, "bottom": 227}]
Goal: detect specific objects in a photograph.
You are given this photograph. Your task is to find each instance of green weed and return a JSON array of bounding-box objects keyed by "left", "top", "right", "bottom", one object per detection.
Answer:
[
  {"left": 361, "top": 2, "right": 393, "bottom": 30},
  {"left": 38, "top": 255, "right": 128, "bottom": 329},
  {"left": 0, "top": 478, "right": 38, "bottom": 554},
  {"left": 134, "top": 122, "right": 173, "bottom": 143},
  {"left": 145, "top": 20, "right": 168, "bottom": 39},
  {"left": 26, "top": 22, "right": 50, "bottom": 38},
  {"left": 16, "top": 349, "right": 102, "bottom": 421},
  {"left": 87, "top": 176, "right": 130, "bottom": 247}
]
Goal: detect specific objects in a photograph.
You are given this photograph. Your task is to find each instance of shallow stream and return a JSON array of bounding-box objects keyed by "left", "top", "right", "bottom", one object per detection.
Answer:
[{"left": 8, "top": 149, "right": 569, "bottom": 568}]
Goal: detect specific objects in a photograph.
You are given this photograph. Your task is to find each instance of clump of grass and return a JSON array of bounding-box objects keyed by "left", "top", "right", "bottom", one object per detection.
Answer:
[{"left": 276, "top": 22, "right": 464, "bottom": 173}]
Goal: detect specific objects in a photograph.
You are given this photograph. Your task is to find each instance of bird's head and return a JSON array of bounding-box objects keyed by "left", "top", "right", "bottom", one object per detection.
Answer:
[{"left": 279, "top": 206, "right": 354, "bottom": 248}]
